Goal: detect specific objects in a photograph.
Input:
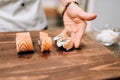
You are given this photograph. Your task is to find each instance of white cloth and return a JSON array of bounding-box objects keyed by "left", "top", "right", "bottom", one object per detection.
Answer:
[{"left": 0, "top": 0, "right": 47, "bottom": 32}]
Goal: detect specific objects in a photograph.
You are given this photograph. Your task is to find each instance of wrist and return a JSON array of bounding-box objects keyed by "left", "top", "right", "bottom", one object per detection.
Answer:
[
  {"left": 62, "top": 0, "right": 80, "bottom": 16},
  {"left": 65, "top": 0, "right": 80, "bottom": 6}
]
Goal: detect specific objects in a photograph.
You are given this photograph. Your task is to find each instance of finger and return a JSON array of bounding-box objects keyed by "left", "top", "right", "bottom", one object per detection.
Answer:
[
  {"left": 62, "top": 27, "right": 72, "bottom": 35},
  {"left": 71, "top": 32, "right": 76, "bottom": 40},
  {"left": 64, "top": 25, "right": 74, "bottom": 33},
  {"left": 66, "top": 3, "right": 97, "bottom": 21},
  {"left": 71, "top": 32, "right": 78, "bottom": 48},
  {"left": 62, "top": 29, "right": 68, "bottom": 34},
  {"left": 78, "top": 8, "right": 97, "bottom": 21},
  {"left": 71, "top": 26, "right": 80, "bottom": 39},
  {"left": 73, "top": 21, "right": 86, "bottom": 48}
]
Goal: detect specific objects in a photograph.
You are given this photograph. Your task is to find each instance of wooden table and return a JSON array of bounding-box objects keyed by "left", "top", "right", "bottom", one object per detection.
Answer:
[{"left": 0, "top": 29, "right": 120, "bottom": 80}]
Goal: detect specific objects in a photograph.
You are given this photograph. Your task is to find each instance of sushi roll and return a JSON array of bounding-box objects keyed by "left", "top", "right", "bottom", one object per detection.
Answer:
[
  {"left": 54, "top": 33, "right": 73, "bottom": 51},
  {"left": 16, "top": 32, "right": 34, "bottom": 54},
  {"left": 38, "top": 32, "right": 53, "bottom": 52}
]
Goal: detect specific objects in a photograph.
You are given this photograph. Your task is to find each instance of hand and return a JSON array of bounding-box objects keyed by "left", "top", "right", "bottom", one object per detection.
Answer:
[{"left": 62, "top": 2, "right": 97, "bottom": 48}]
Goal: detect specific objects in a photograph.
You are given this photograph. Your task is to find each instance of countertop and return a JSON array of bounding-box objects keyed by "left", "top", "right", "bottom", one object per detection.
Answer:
[{"left": 0, "top": 29, "right": 120, "bottom": 80}]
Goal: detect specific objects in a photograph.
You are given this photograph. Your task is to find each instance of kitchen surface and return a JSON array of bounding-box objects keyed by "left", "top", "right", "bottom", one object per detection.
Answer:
[
  {"left": 0, "top": 0, "right": 120, "bottom": 80},
  {"left": 0, "top": 29, "right": 120, "bottom": 80}
]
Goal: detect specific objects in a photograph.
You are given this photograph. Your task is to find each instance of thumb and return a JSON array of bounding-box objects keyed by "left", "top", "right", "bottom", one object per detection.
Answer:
[{"left": 78, "top": 8, "right": 97, "bottom": 21}]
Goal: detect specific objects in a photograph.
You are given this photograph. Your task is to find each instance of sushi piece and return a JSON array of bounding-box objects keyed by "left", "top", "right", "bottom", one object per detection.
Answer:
[
  {"left": 57, "top": 37, "right": 73, "bottom": 51},
  {"left": 54, "top": 33, "right": 73, "bottom": 51},
  {"left": 16, "top": 32, "right": 34, "bottom": 54},
  {"left": 63, "top": 37, "right": 73, "bottom": 51},
  {"left": 39, "top": 32, "right": 48, "bottom": 39},
  {"left": 38, "top": 32, "right": 53, "bottom": 52}
]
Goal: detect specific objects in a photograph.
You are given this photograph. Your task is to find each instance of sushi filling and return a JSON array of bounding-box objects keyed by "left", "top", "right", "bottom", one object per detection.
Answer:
[
  {"left": 57, "top": 38, "right": 68, "bottom": 47},
  {"left": 38, "top": 39, "right": 42, "bottom": 49}
]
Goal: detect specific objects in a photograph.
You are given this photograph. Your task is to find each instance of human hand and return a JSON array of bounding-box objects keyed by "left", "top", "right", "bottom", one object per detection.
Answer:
[{"left": 62, "top": 2, "right": 97, "bottom": 48}]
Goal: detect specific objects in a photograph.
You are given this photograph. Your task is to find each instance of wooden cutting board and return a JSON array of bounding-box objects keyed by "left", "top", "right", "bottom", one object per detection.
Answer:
[{"left": 0, "top": 29, "right": 120, "bottom": 80}]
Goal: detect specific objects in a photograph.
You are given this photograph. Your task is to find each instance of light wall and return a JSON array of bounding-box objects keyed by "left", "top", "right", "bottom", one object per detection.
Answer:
[{"left": 87, "top": 0, "right": 120, "bottom": 32}]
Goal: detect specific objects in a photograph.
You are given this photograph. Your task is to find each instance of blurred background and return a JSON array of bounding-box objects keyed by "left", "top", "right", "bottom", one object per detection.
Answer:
[{"left": 41, "top": 0, "right": 120, "bottom": 56}]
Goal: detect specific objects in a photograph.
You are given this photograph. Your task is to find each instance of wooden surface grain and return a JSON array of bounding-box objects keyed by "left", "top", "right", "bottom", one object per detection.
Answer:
[{"left": 0, "top": 29, "right": 120, "bottom": 80}]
